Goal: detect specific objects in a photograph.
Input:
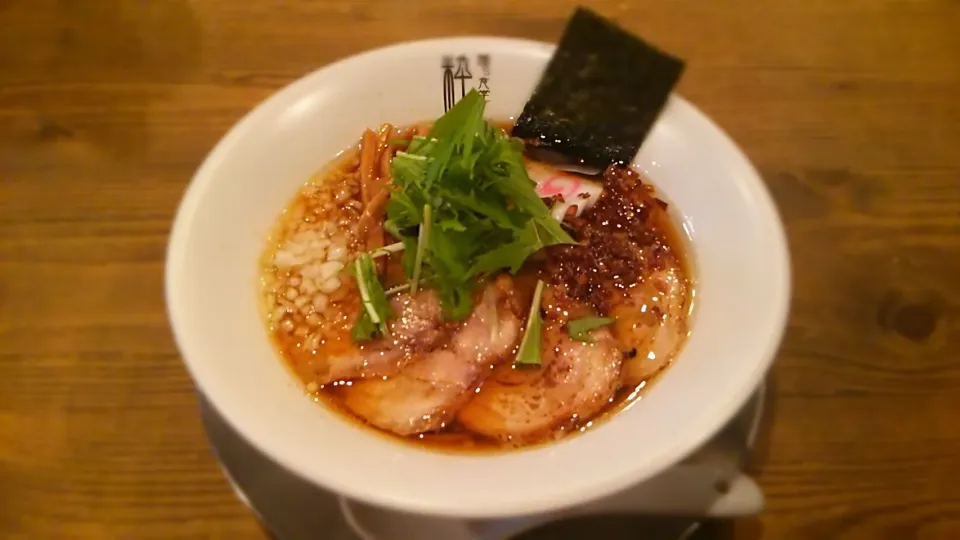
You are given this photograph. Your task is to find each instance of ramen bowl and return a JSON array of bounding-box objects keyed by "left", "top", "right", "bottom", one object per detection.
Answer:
[{"left": 165, "top": 37, "right": 790, "bottom": 519}]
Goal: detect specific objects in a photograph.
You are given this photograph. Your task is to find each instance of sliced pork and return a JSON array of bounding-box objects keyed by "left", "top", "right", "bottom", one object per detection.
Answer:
[
  {"left": 457, "top": 286, "right": 622, "bottom": 442},
  {"left": 611, "top": 263, "right": 688, "bottom": 386},
  {"left": 316, "top": 290, "right": 447, "bottom": 384},
  {"left": 340, "top": 278, "right": 521, "bottom": 435}
]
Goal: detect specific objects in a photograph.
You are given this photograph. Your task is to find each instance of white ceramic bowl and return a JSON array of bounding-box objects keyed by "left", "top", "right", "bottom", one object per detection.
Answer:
[{"left": 166, "top": 37, "right": 790, "bottom": 519}]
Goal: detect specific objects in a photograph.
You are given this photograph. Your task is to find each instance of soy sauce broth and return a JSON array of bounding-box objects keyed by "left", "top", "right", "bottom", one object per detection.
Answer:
[{"left": 259, "top": 122, "right": 695, "bottom": 453}]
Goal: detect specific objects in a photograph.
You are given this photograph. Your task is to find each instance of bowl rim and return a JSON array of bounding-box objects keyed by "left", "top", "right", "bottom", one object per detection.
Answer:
[{"left": 166, "top": 36, "right": 791, "bottom": 518}]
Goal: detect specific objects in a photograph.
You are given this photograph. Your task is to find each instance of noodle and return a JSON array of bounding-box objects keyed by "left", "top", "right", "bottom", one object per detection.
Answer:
[
  {"left": 358, "top": 129, "right": 379, "bottom": 206},
  {"left": 378, "top": 142, "right": 394, "bottom": 181},
  {"left": 363, "top": 124, "right": 398, "bottom": 271},
  {"left": 354, "top": 189, "right": 389, "bottom": 244},
  {"left": 397, "top": 126, "right": 416, "bottom": 139},
  {"left": 414, "top": 122, "right": 432, "bottom": 137}
]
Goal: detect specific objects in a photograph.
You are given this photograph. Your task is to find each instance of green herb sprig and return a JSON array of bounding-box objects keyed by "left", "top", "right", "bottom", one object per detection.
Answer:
[
  {"left": 566, "top": 316, "right": 616, "bottom": 343},
  {"left": 514, "top": 280, "right": 546, "bottom": 365},
  {"left": 351, "top": 253, "right": 393, "bottom": 342},
  {"left": 383, "top": 90, "right": 575, "bottom": 321}
]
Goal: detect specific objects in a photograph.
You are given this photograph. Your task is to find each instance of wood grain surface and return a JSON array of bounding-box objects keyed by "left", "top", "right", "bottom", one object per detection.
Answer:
[{"left": 1, "top": 1, "right": 959, "bottom": 539}]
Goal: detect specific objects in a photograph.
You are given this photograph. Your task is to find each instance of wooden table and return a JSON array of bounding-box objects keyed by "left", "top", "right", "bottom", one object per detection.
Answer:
[{"left": 2, "top": 1, "right": 958, "bottom": 538}]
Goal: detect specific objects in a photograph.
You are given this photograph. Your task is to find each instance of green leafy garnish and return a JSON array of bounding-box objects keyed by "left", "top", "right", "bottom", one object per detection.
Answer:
[
  {"left": 351, "top": 253, "right": 392, "bottom": 341},
  {"left": 371, "top": 242, "right": 405, "bottom": 259},
  {"left": 386, "top": 283, "right": 411, "bottom": 296},
  {"left": 471, "top": 220, "right": 560, "bottom": 275},
  {"left": 384, "top": 90, "right": 575, "bottom": 320},
  {"left": 566, "top": 316, "right": 616, "bottom": 343},
  {"left": 515, "top": 280, "right": 546, "bottom": 365},
  {"left": 410, "top": 204, "right": 432, "bottom": 295},
  {"left": 352, "top": 309, "right": 378, "bottom": 342}
]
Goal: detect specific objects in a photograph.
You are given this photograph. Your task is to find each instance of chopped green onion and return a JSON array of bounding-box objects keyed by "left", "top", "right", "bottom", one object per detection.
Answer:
[
  {"left": 514, "top": 280, "right": 545, "bottom": 365},
  {"left": 566, "top": 316, "right": 616, "bottom": 343},
  {"left": 352, "top": 311, "right": 378, "bottom": 342},
  {"left": 351, "top": 253, "right": 392, "bottom": 340},
  {"left": 353, "top": 258, "right": 379, "bottom": 323}
]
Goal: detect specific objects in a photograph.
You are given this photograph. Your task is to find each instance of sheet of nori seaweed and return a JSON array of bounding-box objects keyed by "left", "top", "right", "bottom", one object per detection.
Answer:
[{"left": 513, "top": 7, "right": 685, "bottom": 169}]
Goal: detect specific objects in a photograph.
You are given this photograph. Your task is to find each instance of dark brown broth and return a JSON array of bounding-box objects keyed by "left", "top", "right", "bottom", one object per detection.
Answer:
[
  {"left": 262, "top": 122, "right": 694, "bottom": 454},
  {"left": 318, "top": 199, "right": 692, "bottom": 454}
]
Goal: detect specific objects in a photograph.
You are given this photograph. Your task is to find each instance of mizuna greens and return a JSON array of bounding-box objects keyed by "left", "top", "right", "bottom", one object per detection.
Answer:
[
  {"left": 566, "top": 316, "right": 616, "bottom": 343},
  {"left": 352, "top": 90, "right": 575, "bottom": 351}
]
